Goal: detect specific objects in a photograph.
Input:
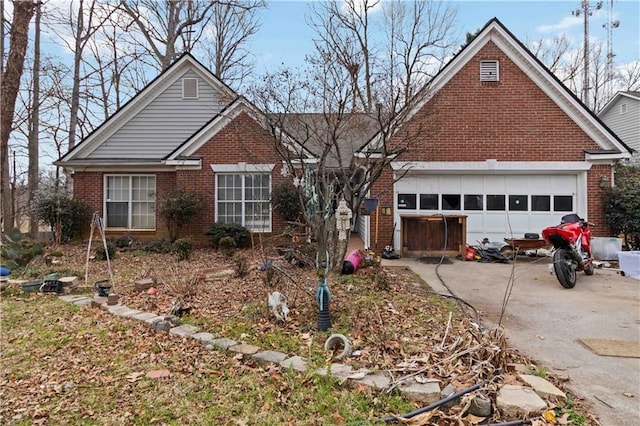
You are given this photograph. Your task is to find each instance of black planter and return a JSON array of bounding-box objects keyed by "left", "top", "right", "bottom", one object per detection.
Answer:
[
  {"left": 318, "top": 291, "right": 331, "bottom": 331},
  {"left": 95, "top": 280, "right": 112, "bottom": 297}
]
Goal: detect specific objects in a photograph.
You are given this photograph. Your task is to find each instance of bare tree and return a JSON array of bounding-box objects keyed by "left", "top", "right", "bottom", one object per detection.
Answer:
[
  {"left": 27, "top": 2, "right": 42, "bottom": 237},
  {"left": 119, "top": 0, "right": 219, "bottom": 71},
  {"left": 196, "top": 0, "right": 265, "bottom": 88},
  {"left": 1, "top": 0, "right": 35, "bottom": 235},
  {"left": 618, "top": 61, "right": 640, "bottom": 92}
]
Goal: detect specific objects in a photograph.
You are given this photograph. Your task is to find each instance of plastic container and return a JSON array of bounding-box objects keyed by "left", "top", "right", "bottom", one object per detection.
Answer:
[
  {"left": 617, "top": 251, "right": 640, "bottom": 280},
  {"left": 591, "top": 237, "right": 622, "bottom": 260}
]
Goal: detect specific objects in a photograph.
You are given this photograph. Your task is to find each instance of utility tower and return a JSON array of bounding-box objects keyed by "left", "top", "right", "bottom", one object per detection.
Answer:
[
  {"left": 603, "top": 0, "right": 620, "bottom": 102},
  {"left": 572, "top": 1, "right": 603, "bottom": 109}
]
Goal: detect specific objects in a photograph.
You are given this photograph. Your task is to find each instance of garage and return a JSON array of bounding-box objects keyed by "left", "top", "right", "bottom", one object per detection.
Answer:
[{"left": 392, "top": 172, "right": 586, "bottom": 249}]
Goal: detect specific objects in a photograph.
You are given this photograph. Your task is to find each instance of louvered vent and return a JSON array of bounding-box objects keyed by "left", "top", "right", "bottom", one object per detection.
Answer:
[
  {"left": 480, "top": 60, "right": 499, "bottom": 82},
  {"left": 182, "top": 78, "right": 198, "bottom": 99}
]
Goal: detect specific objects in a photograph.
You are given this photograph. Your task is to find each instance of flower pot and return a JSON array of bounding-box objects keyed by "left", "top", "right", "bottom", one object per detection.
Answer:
[{"left": 94, "top": 280, "right": 112, "bottom": 297}]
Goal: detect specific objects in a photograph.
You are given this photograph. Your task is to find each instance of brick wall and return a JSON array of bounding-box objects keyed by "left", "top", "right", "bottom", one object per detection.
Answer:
[
  {"left": 367, "top": 41, "right": 612, "bottom": 252},
  {"left": 71, "top": 111, "right": 287, "bottom": 245}
]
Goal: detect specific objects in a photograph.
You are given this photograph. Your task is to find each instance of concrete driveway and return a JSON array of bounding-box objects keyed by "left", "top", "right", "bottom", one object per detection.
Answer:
[{"left": 384, "top": 255, "right": 640, "bottom": 425}]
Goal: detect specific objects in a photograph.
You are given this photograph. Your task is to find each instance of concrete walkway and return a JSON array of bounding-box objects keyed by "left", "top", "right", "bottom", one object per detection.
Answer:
[{"left": 381, "top": 255, "right": 640, "bottom": 426}]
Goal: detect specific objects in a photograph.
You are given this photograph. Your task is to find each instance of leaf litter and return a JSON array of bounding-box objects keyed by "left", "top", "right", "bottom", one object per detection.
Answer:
[{"left": 0, "top": 243, "right": 601, "bottom": 424}]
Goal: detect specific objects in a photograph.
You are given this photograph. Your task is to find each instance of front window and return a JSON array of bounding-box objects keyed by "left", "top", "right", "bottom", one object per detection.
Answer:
[
  {"left": 105, "top": 175, "right": 156, "bottom": 229},
  {"left": 216, "top": 173, "right": 271, "bottom": 231}
]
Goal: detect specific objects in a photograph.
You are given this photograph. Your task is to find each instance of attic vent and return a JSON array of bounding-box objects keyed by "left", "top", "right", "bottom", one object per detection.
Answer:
[
  {"left": 480, "top": 60, "right": 499, "bottom": 82},
  {"left": 182, "top": 77, "right": 198, "bottom": 99},
  {"left": 620, "top": 103, "right": 627, "bottom": 114}
]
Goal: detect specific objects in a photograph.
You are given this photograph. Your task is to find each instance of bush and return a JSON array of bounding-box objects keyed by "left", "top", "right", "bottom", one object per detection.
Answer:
[
  {"left": 272, "top": 181, "right": 302, "bottom": 222},
  {"left": 219, "top": 236, "right": 237, "bottom": 258},
  {"left": 604, "top": 164, "right": 640, "bottom": 249},
  {"left": 142, "top": 239, "right": 173, "bottom": 254},
  {"left": 95, "top": 241, "right": 116, "bottom": 261},
  {"left": 173, "top": 238, "right": 194, "bottom": 261},
  {"left": 114, "top": 235, "right": 135, "bottom": 249},
  {"left": 32, "top": 192, "right": 90, "bottom": 243},
  {"left": 158, "top": 188, "right": 203, "bottom": 241},
  {"left": 0, "top": 228, "right": 44, "bottom": 270},
  {"left": 234, "top": 255, "right": 249, "bottom": 278},
  {"left": 206, "top": 222, "right": 251, "bottom": 248}
]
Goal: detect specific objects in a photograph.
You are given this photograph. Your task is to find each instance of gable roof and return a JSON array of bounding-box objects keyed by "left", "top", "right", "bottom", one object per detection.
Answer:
[
  {"left": 56, "top": 53, "right": 237, "bottom": 165},
  {"left": 598, "top": 91, "right": 640, "bottom": 117},
  {"left": 360, "top": 18, "right": 632, "bottom": 158}
]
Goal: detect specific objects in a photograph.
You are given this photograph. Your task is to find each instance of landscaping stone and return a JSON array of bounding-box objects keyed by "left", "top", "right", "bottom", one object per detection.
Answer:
[
  {"left": 229, "top": 343, "right": 261, "bottom": 358},
  {"left": 73, "top": 297, "right": 93, "bottom": 307},
  {"left": 164, "top": 315, "right": 181, "bottom": 326},
  {"left": 468, "top": 392, "right": 492, "bottom": 417},
  {"left": 252, "top": 350, "right": 287, "bottom": 365},
  {"left": 152, "top": 320, "right": 172, "bottom": 333},
  {"left": 398, "top": 379, "right": 441, "bottom": 404},
  {"left": 134, "top": 278, "right": 155, "bottom": 292},
  {"left": 191, "top": 332, "right": 215, "bottom": 345},
  {"left": 107, "top": 305, "right": 141, "bottom": 317},
  {"left": 209, "top": 338, "right": 238, "bottom": 351},
  {"left": 169, "top": 324, "right": 198, "bottom": 337},
  {"left": 280, "top": 356, "right": 308, "bottom": 373},
  {"left": 106, "top": 294, "right": 119, "bottom": 306},
  {"left": 314, "top": 363, "right": 353, "bottom": 378},
  {"left": 59, "top": 295, "right": 90, "bottom": 303},
  {"left": 519, "top": 374, "right": 566, "bottom": 399},
  {"left": 146, "top": 369, "right": 171, "bottom": 379},
  {"left": 132, "top": 312, "right": 162, "bottom": 323},
  {"left": 497, "top": 385, "right": 547, "bottom": 417},
  {"left": 353, "top": 373, "right": 391, "bottom": 390},
  {"left": 440, "top": 383, "right": 460, "bottom": 408}
]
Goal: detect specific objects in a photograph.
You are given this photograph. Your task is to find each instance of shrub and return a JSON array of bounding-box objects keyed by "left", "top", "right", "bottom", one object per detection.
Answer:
[
  {"left": 206, "top": 222, "right": 251, "bottom": 248},
  {"left": 158, "top": 188, "right": 203, "bottom": 241},
  {"left": 234, "top": 255, "right": 249, "bottom": 278},
  {"left": 32, "top": 192, "right": 90, "bottom": 243},
  {"left": 219, "top": 236, "right": 237, "bottom": 258},
  {"left": 173, "top": 238, "right": 194, "bottom": 261},
  {"left": 142, "top": 239, "right": 173, "bottom": 254},
  {"left": 0, "top": 228, "right": 44, "bottom": 270},
  {"left": 95, "top": 241, "right": 116, "bottom": 261},
  {"left": 272, "top": 181, "right": 301, "bottom": 222},
  {"left": 114, "top": 235, "right": 135, "bottom": 249},
  {"left": 604, "top": 164, "right": 640, "bottom": 249}
]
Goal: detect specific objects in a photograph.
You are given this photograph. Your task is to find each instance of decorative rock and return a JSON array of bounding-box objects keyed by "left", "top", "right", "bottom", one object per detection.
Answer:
[
  {"left": 132, "top": 312, "right": 162, "bottom": 323},
  {"left": 280, "top": 356, "right": 308, "bottom": 373},
  {"left": 164, "top": 315, "right": 181, "bottom": 326},
  {"left": 398, "top": 379, "right": 441, "bottom": 404},
  {"left": 467, "top": 392, "right": 492, "bottom": 417},
  {"left": 440, "top": 383, "right": 460, "bottom": 408},
  {"left": 209, "top": 338, "right": 238, "bottom": 350},
  {"left": 106, "top": 294, "right": 119, "bottom": 306},
  {"left": 253, "top": 350, "right": 287, "bottom": 365},
  {"left": 314, "top": 363, "right": 353, "bottom": 378},
  {"left": 152, "top": 320, "right": 171, "bottom": 333},
  {"left": 59, "top": 276, "right": 78, "bottom": 287},
  {"left": 229, "top": 343, "right": 261, "bottom": 358},
  {"left": 191, "top": 332, "right": 215, "bottom": 344},
  {"left": 146, "top": 369, "right": 171, "bottom": 379},
  {"left": 169, "top": 324, "right": 198, "bottom": 337},
  {"left": 497, "top": 385, "right": 547, "bottom": 417},
  {"left": 519, "top": 374, "right": 566, "bottom": 399},
  {"left": 134, "top": 278, "right": 155, "bottom": 292},
  {"left": 353, "top": 373, "right": 391, "bottom": 390}
]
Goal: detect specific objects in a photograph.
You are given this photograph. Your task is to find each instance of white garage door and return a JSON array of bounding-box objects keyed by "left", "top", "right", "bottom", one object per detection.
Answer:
[{"left": 395, "top": 174, "right": 579, "bottom": 245}]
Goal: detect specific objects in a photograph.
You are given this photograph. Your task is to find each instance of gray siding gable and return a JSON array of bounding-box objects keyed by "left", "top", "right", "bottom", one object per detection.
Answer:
[
  {"left": 599, "top": 96, "right": 640, "bottom": 154},
  {"left": 90, "top": 69, "right": 227, "bottom": 159}
]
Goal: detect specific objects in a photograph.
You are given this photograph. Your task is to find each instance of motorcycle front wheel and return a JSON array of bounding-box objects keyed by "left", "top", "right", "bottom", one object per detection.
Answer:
[{"left": 553, "top": 249, "right": 577, "bottom": 288}]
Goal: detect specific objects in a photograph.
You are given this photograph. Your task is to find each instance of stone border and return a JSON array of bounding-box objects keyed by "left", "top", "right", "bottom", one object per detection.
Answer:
[{"left": 58, "top": 293, "right": 563, "bottom": 416}]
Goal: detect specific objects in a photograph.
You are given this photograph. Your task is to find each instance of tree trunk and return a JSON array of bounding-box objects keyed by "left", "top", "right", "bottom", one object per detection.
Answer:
[
  {"left": 1, "top": 0, "right": 35, "bottom": 236},
  {"left": 67, "top": 0, "right": 84, "bottom": 151},
  {"left": 28, "top": 3, "right": 42, "bottom": 238}
]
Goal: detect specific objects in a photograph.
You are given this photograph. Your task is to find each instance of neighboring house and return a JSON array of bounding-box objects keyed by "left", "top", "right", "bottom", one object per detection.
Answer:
[
  {"left": 597, "top": 91, "right": 640, "bottom": 163},
  {"left": 55, "top": 54, "right": 312, "bottom": 244},
  {"left": 361, "top": 18, "right": 632, "bottom": 256}
]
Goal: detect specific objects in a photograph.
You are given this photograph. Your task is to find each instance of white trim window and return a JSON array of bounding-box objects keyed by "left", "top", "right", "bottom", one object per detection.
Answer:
[
  {"left": 216, "top": 173, "right": 271, "bottom": 231},
  {"left": 104, "top": 175, "right": 156, "bottom": 229}
]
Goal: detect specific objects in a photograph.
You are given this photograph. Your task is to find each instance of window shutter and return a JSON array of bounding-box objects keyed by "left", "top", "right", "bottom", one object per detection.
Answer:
[
  {"left": 182, "top": 78, "right": 198, "bottom": 99},
  {"left": 480, "top": 60, "right": 499, "bottom": 82}
]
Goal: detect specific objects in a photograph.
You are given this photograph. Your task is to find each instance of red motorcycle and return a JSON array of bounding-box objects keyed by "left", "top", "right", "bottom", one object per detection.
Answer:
[{"left": 542, "top": 214, "right": 594, "bottom": 288}]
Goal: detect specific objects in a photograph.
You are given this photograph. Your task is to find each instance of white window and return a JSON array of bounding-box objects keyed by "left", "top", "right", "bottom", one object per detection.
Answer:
[
  {"left": 480, "top": 60, "right": 499, "bottom": 82},
  {"left": 104, "top": 175, "right": 156, "bottom": 229},
  {"left": 182, "top": 77, "right": 198, "bottom": 99},
  {"left": 216, "top": 174, "right": 271, "bottom": 231},
  {"left": 620, "top": 103, "right": 627, "bottom": 114}
]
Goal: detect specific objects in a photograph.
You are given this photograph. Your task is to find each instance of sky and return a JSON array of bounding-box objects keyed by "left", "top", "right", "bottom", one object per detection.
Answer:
[{"left": 249, "top": 0, "right": 640, "bottom": 73}]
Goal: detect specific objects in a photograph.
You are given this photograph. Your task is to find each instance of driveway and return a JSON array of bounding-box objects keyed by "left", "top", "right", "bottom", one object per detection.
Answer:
[{"left": 383, "top": 255, "right": 640, "bottom": 426}]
